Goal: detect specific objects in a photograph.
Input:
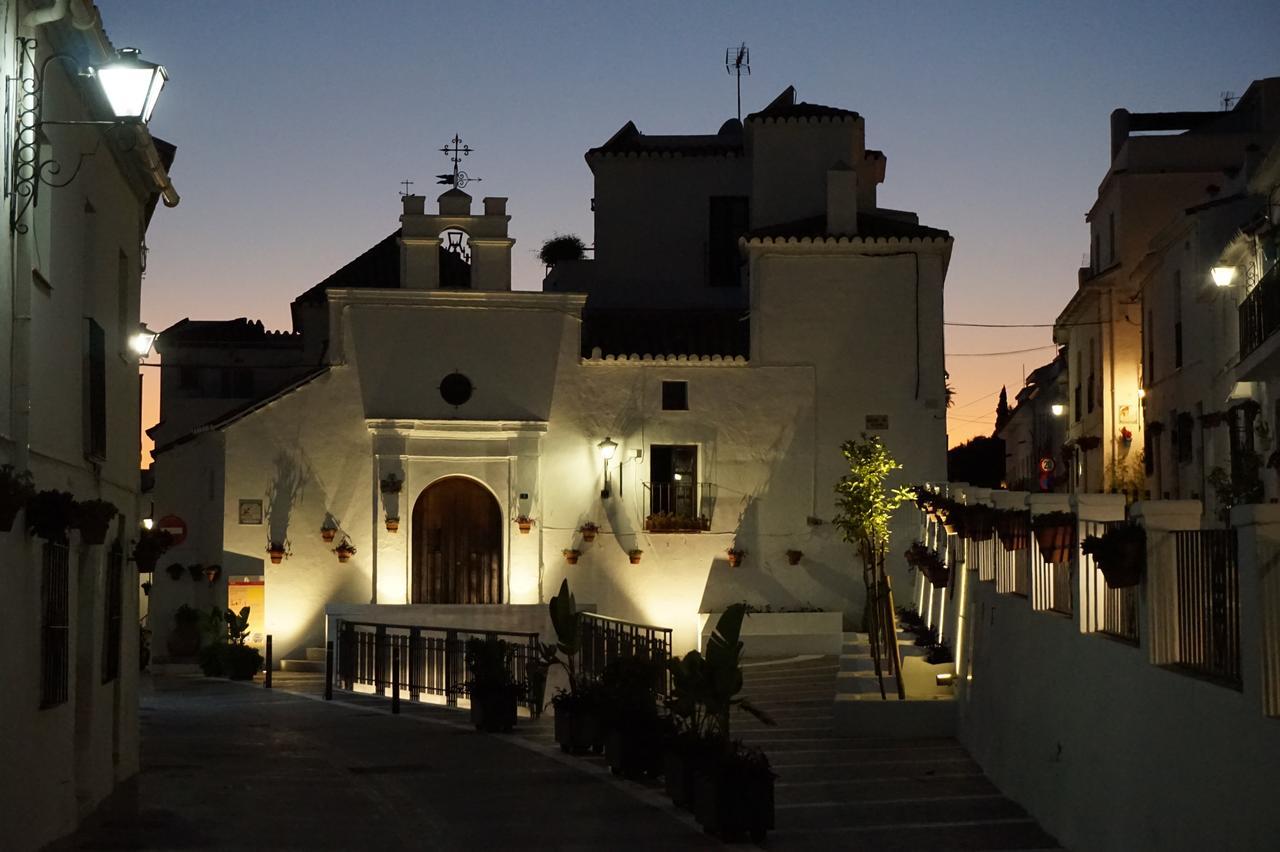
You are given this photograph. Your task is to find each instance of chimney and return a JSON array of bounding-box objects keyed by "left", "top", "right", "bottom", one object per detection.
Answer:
[
  {"left": 401, "top": 194, "right": 425, "bottom": 216},
  {"left": 483, "top": 197, "right": 508, "bottom": 217},
  {"left": 826, "top": 163, "right": 858, "bottom": 235}
]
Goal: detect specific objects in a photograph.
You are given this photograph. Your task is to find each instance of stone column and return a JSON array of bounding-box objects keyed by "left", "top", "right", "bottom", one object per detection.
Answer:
[{"left": 1228, "top": 504, "right": 1280, "bottom": 715}]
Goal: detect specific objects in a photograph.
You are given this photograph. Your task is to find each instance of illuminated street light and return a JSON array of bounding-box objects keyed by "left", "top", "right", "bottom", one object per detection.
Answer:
[
  {"left": 1211, "top": 266, "right": 1238, "bottom": 288},
  {"left": 1050, "top": 403, "right": 1065, "bottom": 417}
]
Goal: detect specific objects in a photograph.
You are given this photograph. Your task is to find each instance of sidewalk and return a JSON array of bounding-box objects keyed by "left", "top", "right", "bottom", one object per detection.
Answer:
[{"left": 52, "top": 673, "right": 713, "bottom": 851}]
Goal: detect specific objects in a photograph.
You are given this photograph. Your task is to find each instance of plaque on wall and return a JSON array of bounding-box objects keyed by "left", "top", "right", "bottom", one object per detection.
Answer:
[
  {"left": 865, "top": 414, "right": 890, "bottom": 430},
  {"left": 238, "top": 499, "right": 263, "bottom": 525}
]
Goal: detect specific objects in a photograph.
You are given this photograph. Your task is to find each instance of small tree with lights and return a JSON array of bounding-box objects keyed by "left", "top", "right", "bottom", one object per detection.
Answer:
[{"left": 833, "top": 434, "right": 913, "bottom": 698}]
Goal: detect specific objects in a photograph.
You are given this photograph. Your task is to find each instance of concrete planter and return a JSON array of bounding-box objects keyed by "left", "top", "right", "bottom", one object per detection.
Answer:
[{"left": 699, "top": 611, "right": 843, "bottom": 657}]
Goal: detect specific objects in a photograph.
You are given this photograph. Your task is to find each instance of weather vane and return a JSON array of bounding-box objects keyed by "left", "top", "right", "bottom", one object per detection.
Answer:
[{"left": 437, "top": 134, "right": 482, "bottom": 189}]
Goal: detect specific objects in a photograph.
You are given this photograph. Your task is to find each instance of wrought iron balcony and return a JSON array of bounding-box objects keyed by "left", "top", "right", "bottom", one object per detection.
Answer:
[{"left": 1239, "top": 262, "right": 1280, "bottom": 360}]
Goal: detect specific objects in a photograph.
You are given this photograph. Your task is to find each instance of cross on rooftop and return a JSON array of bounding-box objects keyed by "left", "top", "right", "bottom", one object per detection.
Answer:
[
  {"left": 437, "top": 133, "right": 482, "bottom": 189},
  {"left": 399, "top": 179, "right": 414, "bottom": 196}
]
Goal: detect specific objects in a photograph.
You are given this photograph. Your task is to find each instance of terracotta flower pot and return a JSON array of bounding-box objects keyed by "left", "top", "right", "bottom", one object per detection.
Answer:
[
  {"left": 385, "top": 517, "right": 399, "bottom": 533},
  {"left": 321, "top": 528, "right": 336, "bottom": 543},
  {"left": 336, "top": 549, "right": 354, "bottom": 563},
  {"left": 268, "top": 548, "right": 285, "bottom": 564},
  {"left": 204, "top": 565, "right": 222, "bottom": 584},
  {"left": 580, "top": 529, "right": 597, "bottom": 543},
  {"left": 517, "top": 519, "right": 533, "bottom": 534},
  {"left": 785, "top": 549, "right": 803, "bottom": 565},
  {"left": 564, "top": 551, "right": 580, "bottom": 565},
  {"left": 726, "top": 551, "right": 744, "bottom": 567},
  {"left": 629, "top": 551, "right": 643, "bottom": 564},
  {"left": 1033, "top": 522, "right": 1075, "bottom": 565}
]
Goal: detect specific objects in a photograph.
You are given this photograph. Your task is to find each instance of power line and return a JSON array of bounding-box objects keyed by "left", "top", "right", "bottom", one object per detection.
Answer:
[
  {"left": 946, "top": 344, "right": 1058, "bottom": 357},
  {"left": 946, "top": 320, "right": 1103, "bottom": 328}
]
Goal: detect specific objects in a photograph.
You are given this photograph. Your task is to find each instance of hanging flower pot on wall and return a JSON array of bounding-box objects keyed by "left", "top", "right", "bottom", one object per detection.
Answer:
[
  {"left": 0, "top": 464, "right": 35, "bottom": 532},
  {"left": 334, "top": 538, "right": 356, "bottom": 563},
  {"left": 204, "top": 564, "right": 222, "bottom": 585},
  {"left": 516, "top": 515, "right": 533, "bottom": 534},
  {"left": 785, "top": 549, "right": 803, "bottom": 565},
  {"left": 1077, "top": 436, "right": 1101, "bottom": 451},
  {"left": 628, "top": 549, "right": 643, "bottom": 565},
  {"left": 996, "top": 509, "right": 1030, "bottom": 552},
  {"left": 385, "top": 516, "right": 400, "bottom": 533},
  {"left": 133, "top": 528, "right": 174, "bottom": 573},
  {"left": 1082, "top": 525, "right": 1146, "bottom": 588},
  {"left": 579, "top": 522, "right": 599, "bottom": 543},
  {"left": 266, "top": 541, "right": 288, "bottom": 564},
  {"left": 73, "top": 499, "right": 118, "bottom": 546},
  {"left": 165, "top": 562, "right": 184, "bottom": 581},
  {"left": 141, "top": 580, "right": 152, "bottom": 597},
  {"left": 187, "top": 564, "right": 204, "bottom": 582},
  {"left": 965, "top": 505, "right": 995, "bottom": 542},
  {"left": 726, "top": 548, "right": 746, "bottom": 568},
  {"left": 26, "top": 489, "right": 76, "bottom": 543},
  {"left": 320, "top": 523, "right": 337, "bottom": 543},
  {"left": 1031, "top": 511, "right": 1076, "bottom": 564},
  {"left": 563, "top": 549, "right": 581, "bottom": 565}
]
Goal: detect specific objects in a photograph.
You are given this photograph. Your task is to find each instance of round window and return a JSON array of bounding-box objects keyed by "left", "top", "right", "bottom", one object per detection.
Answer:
[{"left": 439, "top": 372, "right": 473, "bottom": 407}]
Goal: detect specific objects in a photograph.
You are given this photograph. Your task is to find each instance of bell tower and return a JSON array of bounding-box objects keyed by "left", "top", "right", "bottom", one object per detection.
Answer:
[{"left": 398, "top": 135, "right": 515, "bottom": 291}]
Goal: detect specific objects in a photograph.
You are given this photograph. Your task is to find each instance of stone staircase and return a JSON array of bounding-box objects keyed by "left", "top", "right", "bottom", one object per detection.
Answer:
[
  {"left": 279, "top": 646, "right": 327, "bottom": 673},
  {"left": 837, "top": 630, "right": 923, "bottom": 701},
  {"left": 735, "top": 656, "right": 1062, "bottom": 850}
]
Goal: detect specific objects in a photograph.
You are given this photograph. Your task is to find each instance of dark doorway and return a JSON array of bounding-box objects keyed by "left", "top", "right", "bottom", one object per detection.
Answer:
[{"left": 412, "top": 477, "right": 502, "bottom": 604}]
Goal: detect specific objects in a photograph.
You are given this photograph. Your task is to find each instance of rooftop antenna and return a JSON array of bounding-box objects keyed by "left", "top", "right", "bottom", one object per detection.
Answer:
[
  {"left": 1221, "top": 91, "right": 1238, "bottom": 111},
  {"left": 725, "top": 42, "right": 750, "bottom": 122},
  {"left": 437, "top": 134, "right": 482, "bottom": 189},
  {"left": 399, "top": 179, "right": 414, "bottom": 197}
]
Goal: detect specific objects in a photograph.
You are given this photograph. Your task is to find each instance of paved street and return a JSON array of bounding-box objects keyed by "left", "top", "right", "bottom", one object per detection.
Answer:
[
  {"left": 56, "top": 660, "right": 1059, "bottom": 851},
  {"left": 54, "top": 675, "right": 713, "bottom": 851}
]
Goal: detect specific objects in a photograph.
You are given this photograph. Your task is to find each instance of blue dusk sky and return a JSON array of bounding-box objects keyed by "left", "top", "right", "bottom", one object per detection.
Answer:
[{"left": 96, "top": 0, "right": 1280, "bottom": 455}]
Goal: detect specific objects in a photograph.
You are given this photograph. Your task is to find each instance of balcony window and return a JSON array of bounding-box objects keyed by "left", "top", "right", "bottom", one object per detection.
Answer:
[{"left": 646, "top": 445, "right": 707, "bottom": 531}]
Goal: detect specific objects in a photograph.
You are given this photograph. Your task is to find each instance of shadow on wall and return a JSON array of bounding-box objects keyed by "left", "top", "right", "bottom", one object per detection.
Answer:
[{"left": 265, "top": 450, "right": 311, "bottom": 547}]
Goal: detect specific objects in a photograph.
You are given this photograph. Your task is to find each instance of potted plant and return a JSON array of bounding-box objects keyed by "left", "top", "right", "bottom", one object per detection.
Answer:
[
  {"left": 579, "top": 521, "right": 599, "bottom": 543},
  {"left": 166, "top": 604, "right": 202, "bottom": 660},
  {"left": 465, "top": 635, "right": 519, "bottom": 733},
  {"left": 964, "top": 504, "right": 996, "bottom": 542},
  {"left": 726, "top": 547, "right": 746, "bottom": 567},
  {"left": 26, "top": 489, "right": 76, "bottom": 542},
  {"left": 664, "top": 605, "right": 776, "bottom": 838},
  {"left": 379, "top": 473, "right": 403, "bottom": 495},
  {"left": 72, "top": 499, "right": 118, "bottom": 545},
  {"left": 200, "top": 606, "right": 263, "bottom": 680},
  {"left": 628, "top": 548, "right": 643, "bottom": 565},
  {"left": 164, "top": 562, "right": 184, "bottom": 581},
  {"left": 995, "top": 509, "right": 1030, "bottom": 552},
  {"left": 1082, "top": 524, "right": 1146, "bottom": 588},
  {"left": 204, "top": 564, "right": 222, "bottom": 585},
  {"left": 320, "top": 518, "right": 338, "bottom": 543},
  {"left": 385, "top": 515, "right": 400, "bottom": 533},
  {"left": 141, "top": 580, "right": 152, "bottom": 597},
  {"left": 266, "top": 540, "right": 289, "bottom": 564},
  {"left": 919, "top": 549, "right": 950, "bottom": 588},
  {"left": 562, "top": 548, "right": 581, "bottom": 565},
  {"left": 1078, "top": 436, "right": 1102, "bottom": 451},
  {"left": 133, "top": 528, "right": 174, "bottom": 573},
  {"left": 644, "top": 512, "right": 711, "bottom": 533},
  {"left": 1031, "top": 511, "right": 1076, "bottom": 564},
  {"left": 602, "top": 654, "right": 665, "bottom": 779},
  {"left": 516, "top": 514, "right": 533, "bottom": 534},
  {"left": 785, "top": 549, "right": 803, "bottom": 565},
  {"left": 334, "top": 538, "right": 356, "bottom": 563},
  {"left": 0, "top": 464, "right": 35, "bottom": 532},
  {"left": 187, "top": 564, "right": 204, "bottom": 582},
  {"left": 1119, "top": 427, "right": 1133, "bottom": 446}
]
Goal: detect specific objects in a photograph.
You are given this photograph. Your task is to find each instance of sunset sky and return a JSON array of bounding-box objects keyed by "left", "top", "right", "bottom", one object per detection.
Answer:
[{"left": 100, "top": 0, "right": 1280, "bottom": 463}]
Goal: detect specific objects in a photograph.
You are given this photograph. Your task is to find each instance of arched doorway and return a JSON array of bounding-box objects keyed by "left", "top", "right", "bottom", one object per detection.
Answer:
[{"left": 412, "top": 477, "right": 502, "bottom": 604}]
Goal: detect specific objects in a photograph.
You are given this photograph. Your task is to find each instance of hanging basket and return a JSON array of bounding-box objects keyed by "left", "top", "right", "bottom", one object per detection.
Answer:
[
  {"left": 385, "top": 516, "right": 400, "bottom": 533},
  {"left": 267, "top": 543, "right": 287, "bottom": 564},
  {"left": 785, "top": 549, "right": 803, "bottom": 565},
  {"left": 1083, "top": 525, "right": 1146, "bottom": 588},
  {"left": 320, "top": 527, "right": 337, "bottom": 543},
  {"left": 996, "top": 510, "right": 1030, "bottom": 551},
  {"left": 563, "top": 549, "right": 580, "bottom": 565},
  {"left": 1031, "top": 513, "right": 1076, "bottom": 564},
  {"left": 580, "top": 524, "right": 599, "bottom": 543},
  {"left": 964, "top": 505, "right": 995, "bottom": 542},
  {"left": 920, "top": 555, "right": 950, "bottom": 589}
]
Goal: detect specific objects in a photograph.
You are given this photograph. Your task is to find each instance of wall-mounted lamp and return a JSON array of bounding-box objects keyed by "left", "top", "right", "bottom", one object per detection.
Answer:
[
  {"left": 1211, "top": 266, "right": 1238, "bottom": 288},
  {"left": 141, "top": 517, "right": 154, "bottom": 531},
  {"left": 598, "top": 436, "right": 618, "bottom": 498},
  {"left": 11, "top": 40, "right": 169, "bottom": 234},
  {"left": 1137, "top": 388, "right": 1146, "bottom": 399},
  {"left": 129, "top": 323, "right": 157, "bottom": 358},
  {"left": 1050, "top": 403, "right": 1066, "bottom": 417}
]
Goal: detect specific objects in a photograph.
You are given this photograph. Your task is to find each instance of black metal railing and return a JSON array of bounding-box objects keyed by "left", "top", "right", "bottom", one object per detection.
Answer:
[
  {"left": 41, "top": 542, "right": 70, "bottom": 709},
  {"left": 335, "top": 621, "right": 542, "bottom": 714},
  {"left": 643, "top": 481, "right": 711, "bottom": 530},
  {"left": 102, "top": 544, "right": 123, "bottom": 683},
  {"left": 1171, "top": 530, "right": 1241, "bottom": 688},
  {"left": 1240, "top": 263, "right": 1280, "bottom": 359},
  {"left": 575, "top": 612, "right": 673, "bottom": 697}
]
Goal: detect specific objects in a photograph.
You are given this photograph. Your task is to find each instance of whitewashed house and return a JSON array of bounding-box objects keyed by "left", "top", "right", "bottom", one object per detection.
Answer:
[
  {"left": 0, "top": 1, "right": 179, "bottom": 849},
  {"left": 148, "top": 87, "right": 950, "bottom": 666}
]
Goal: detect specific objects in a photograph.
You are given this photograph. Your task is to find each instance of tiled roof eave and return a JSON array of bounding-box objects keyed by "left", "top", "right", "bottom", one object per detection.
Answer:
[
  {"left": 743, "top": 234, "right": 954, "bottom": 247},
  {"left": 585, "top": 148, "right": 745, "bottom": 160}
]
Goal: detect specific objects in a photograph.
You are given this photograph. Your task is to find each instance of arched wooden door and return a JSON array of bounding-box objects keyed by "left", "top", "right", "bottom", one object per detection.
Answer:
[{"left": 412, "top": 477, "right": 503, "bottom": 604}]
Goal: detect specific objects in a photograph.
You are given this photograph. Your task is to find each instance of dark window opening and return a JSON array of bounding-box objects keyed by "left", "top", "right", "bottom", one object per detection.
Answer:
[
  {"left": 708, "top": 196, "right": 748, "bottom": 287},
  {"left": 439, "top": 372, "right": 473, "bottom": 407},
  {"left": 439, "top": 229, "right": 472, "bottom": 289},
  {"left": 1175, "top": 412, "right": 1194, "bottom": 464},
  {"left": 661, "top": 380, "right": 688, "bottom": 411},
  {"left": 85, "top": 319, "right": 106, "bottom": 460},
  {"left": 41, "top": 542, "right": 70, "bottom": 708},
  {"left": 650, "top": 444, "right": 698, "bottom": 519}
]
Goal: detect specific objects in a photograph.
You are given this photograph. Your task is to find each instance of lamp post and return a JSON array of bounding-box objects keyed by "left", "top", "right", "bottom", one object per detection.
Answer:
[
  {"left": 129, "top": 324, "right": 157, "bottom": 358},
  {"left": 598, "top": 437, "right": 618, "bottom": 498},
  {"left": 11, "top": 41, "right": 169, "bottom": 233}
]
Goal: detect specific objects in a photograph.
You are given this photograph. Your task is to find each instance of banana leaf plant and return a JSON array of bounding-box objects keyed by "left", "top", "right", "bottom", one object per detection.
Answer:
[
  {"left": 667, "top": 603, "right": 774, "bottom": 741},
  {"left": 536, "top": 579, "right": 581, "bottom": 694}
]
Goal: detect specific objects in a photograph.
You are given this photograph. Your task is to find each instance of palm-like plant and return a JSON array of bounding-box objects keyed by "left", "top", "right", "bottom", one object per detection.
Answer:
[{"left": 667, "top": 604, "right": 773, "bottom": 741}]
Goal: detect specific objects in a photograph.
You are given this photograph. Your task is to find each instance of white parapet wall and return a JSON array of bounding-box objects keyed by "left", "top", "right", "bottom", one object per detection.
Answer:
[{"left": 698, "top": 610, "right": 844, "bottom": 657}]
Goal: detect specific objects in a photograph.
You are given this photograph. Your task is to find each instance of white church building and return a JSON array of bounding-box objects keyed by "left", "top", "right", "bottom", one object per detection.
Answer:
[{"left": 148, "top": 87, "right": 951, "bottom": 663}]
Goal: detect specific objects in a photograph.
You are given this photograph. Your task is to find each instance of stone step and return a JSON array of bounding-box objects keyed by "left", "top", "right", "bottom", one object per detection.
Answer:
[
  {"left": 778, "top": 794, "right": 1027, "bottom": 829},
  {"left": 776, "top": 818, "right": 1061, "bottom": 850},
  {"left": 304, "top": 647, "right": 328, "bottom": 662},
  {"left": 280, "top": 659, "right": 325, "bottom": 673}
]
